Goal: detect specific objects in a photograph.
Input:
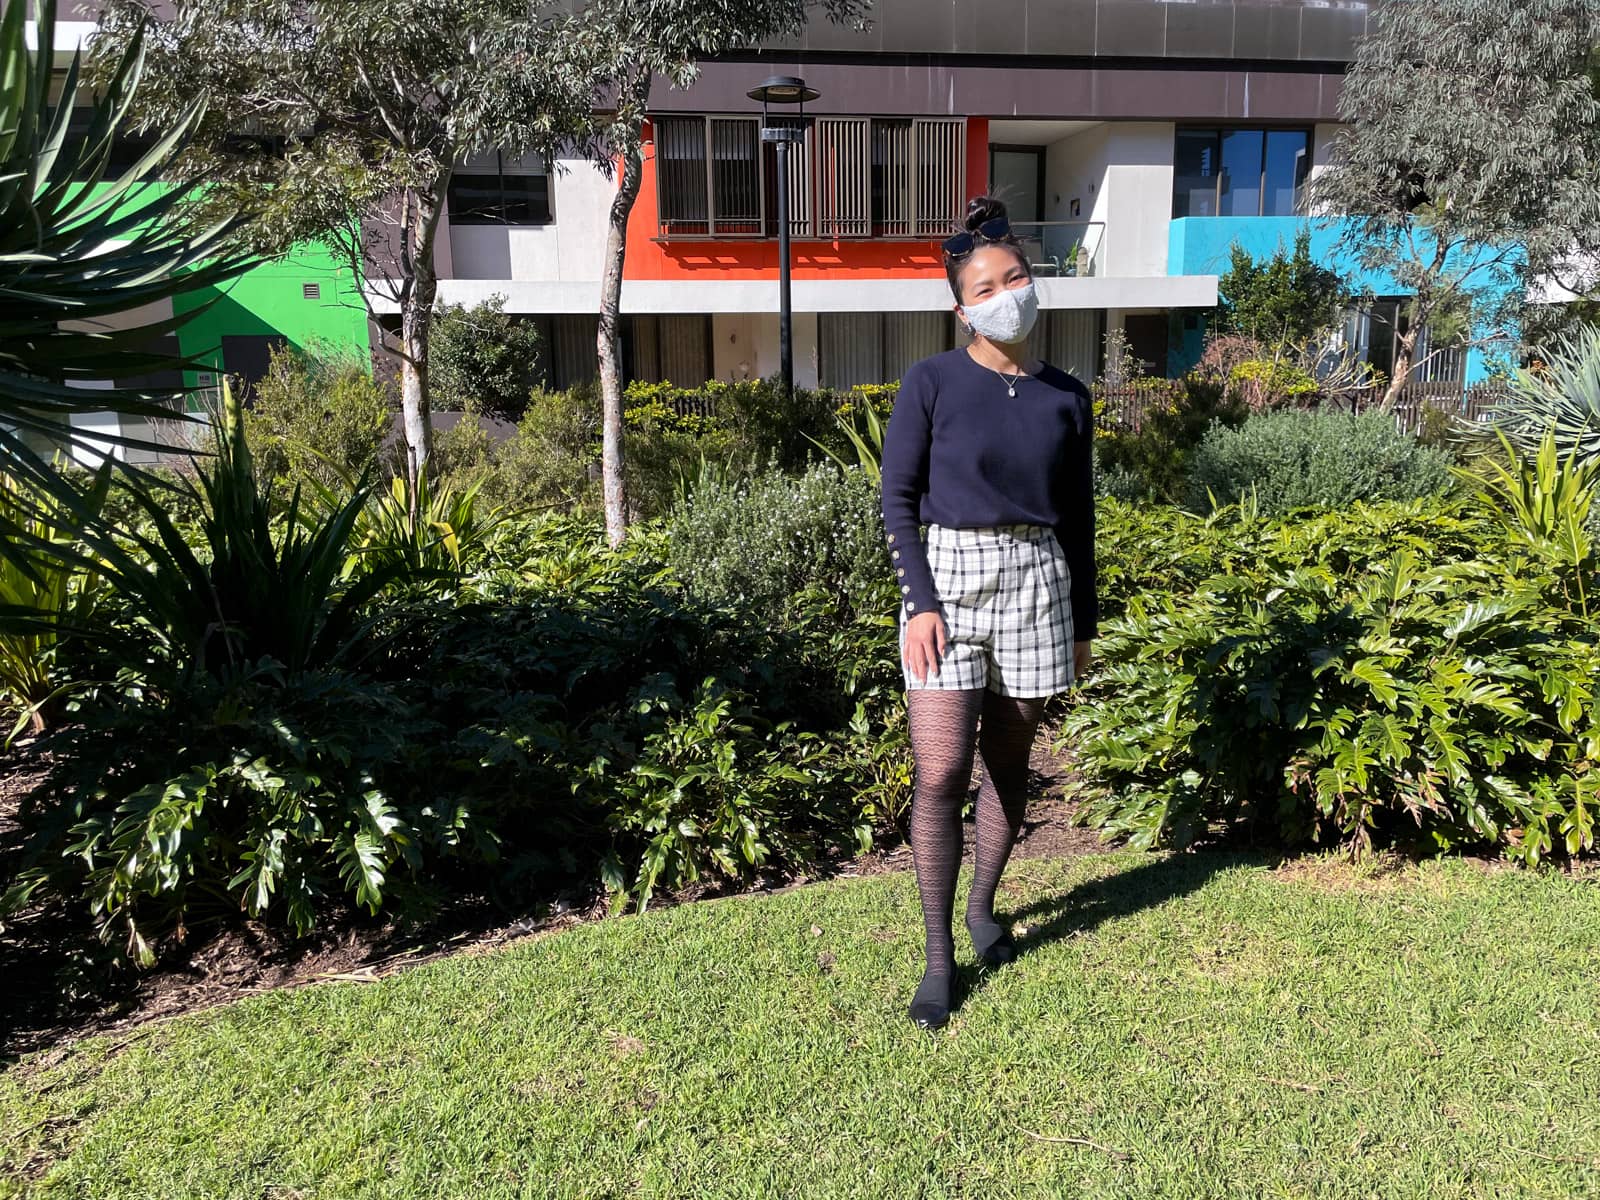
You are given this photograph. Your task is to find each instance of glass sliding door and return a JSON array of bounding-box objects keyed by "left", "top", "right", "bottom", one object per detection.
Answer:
[
  {"left": 1173, "top": 129, "right": 1220, "bottom": 218},
  {"left": 1218, "top": 129, "right": 1264, "bottom": 217},
  {"left": 1263, "top": 130, "right": 1310, "bottom": 216},
  {"left": 988, "top": 147, "right": 1043, "bottom": 223}
]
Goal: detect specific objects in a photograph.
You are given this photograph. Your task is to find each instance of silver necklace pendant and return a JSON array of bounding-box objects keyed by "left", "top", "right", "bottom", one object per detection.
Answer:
[{"left": 990, "top": 364, "right": 1023, "bottom": 397}]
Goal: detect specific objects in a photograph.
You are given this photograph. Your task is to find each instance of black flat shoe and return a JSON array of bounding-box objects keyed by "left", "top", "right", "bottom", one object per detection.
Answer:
[
  {"left": 907, "top": 964, "right": 954, "bottom": 1030},
  {"left": 967, "top": 918, "right": 1016, "bottom": 967},
  {"left": 908, "top": 998, "right": 950, "bottom": 1030}
]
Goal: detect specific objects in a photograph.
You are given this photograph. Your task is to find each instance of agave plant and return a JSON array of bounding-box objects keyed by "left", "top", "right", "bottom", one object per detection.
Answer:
[
  {"left": 56, "top": 382, "right": 405, "bottom": 681},
  {"left": 1489, "top": 323, "right": 1600, "bottom": 466},
  {"left": 0, "top": 0, "right": 251, "bottom": 563},
  {"left": 344, "top": 472, "right": 499, "bottom": 577}
]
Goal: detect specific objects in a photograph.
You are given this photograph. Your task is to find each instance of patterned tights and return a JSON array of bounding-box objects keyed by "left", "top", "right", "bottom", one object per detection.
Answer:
[{"left": 906, "top": 687, "right": 1045, "bottom": 978}]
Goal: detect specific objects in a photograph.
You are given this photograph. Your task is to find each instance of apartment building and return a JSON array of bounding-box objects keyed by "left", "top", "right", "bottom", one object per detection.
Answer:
[
  {"left": 33, "top": 0, "right": 1494, "bottom": 420},
  {"left": 413, "top": 0, "right": 1495, "bottom": 391}
]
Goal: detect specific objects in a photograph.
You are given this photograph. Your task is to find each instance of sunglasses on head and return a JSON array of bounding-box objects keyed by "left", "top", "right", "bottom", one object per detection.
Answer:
[{"left": 942, "top": 216, "right": 1011, "bottom": 259}]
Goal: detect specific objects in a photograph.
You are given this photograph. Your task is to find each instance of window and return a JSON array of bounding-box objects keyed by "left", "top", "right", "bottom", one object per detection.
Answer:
[
  {"left": 657, "top": 117, "right": 710, "bottom": 232},
  {"left": 1172, "top": 128, "right": 1310, "bottom": 218},
  {"left": 625, "top": 315, "right": 712, "bottom": 385},
  {"left": 817, "top": 118, "right": 871, "bottom": 238},
  {"left": 710, "top": 119, "right": 762, "bottom": 235},
  {"left": 873, "top": 120, "right": 912, "bottom": 235},
  {"left": 655, "top": 115, "right": 965, "bottom": 240},
  {"left": 449, "top": 152, "right": 552, "bottom": 225},
  {"left": 914, "top": 120, "right": 966, "bottom": 237},
  {"left": 656, "top": 116, "right": 762, "bottom": 236},
  {"left": 870, "top": 118, "right": 965, "bottom": 237},
  {"left": 820, "top": 312, "right": 952, "bottom": 387}
]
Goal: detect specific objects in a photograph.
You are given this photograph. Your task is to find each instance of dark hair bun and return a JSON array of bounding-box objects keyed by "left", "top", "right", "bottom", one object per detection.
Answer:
[{"left": 964, "top": 195, "right": 1008, "bottom": 233}]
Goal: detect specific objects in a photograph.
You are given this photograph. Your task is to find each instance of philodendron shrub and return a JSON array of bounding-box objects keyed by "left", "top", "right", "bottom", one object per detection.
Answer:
[
  {"left": 1063, "top": 440, "right": 1599, "bottom": 864},
  {"left": 5, "top": 463, "right": 911, "bottom": 958}
]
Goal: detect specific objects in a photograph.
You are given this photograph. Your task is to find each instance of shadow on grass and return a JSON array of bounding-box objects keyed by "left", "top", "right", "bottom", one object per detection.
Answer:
[{"left": 951, "top": 850, "right": 1260, "bottom": 1012}]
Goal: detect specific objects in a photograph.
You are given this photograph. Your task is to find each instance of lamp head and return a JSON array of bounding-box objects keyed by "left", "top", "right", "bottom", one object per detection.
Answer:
[{"left": 746, "top": 75, "right": 820, "bottom": 109}]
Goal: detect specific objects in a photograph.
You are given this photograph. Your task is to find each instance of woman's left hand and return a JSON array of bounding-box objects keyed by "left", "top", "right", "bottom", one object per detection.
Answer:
[{"left": 1073, "top": 640, "right": 1093, "bottom": 680}]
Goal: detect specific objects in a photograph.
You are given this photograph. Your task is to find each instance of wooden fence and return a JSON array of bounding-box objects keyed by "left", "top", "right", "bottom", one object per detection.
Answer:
[{"left": 1096, "top": 379, "right": 1510, "bottom": 436}]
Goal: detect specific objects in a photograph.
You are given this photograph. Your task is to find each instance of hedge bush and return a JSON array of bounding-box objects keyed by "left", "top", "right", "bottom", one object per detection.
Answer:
[
  {"left": 244, "top": 343, "right": 393, "bottom": 492},
  {"left": 4, "top": 453, "right": 912, "bottom": 955},
  {"left": 1094, "top": 374, "right": 1246, "bottom": 502},
  {"left": 1184, "top": 409, "right": 1455, "bottom": 515},
  {"left": 1064, "top": 464, "right": 1600, "bottom": 865},
  {"left": 429, "top": 297, "right": 546, "bottom": 423},
  {"left": 663, "top": 462, "right": 891, "bottom": 628}
]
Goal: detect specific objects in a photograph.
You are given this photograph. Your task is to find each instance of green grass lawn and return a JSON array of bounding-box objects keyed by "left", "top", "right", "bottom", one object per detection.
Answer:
[{"left": 3, "top": 852, "right": 1599, "bottom": 1199}]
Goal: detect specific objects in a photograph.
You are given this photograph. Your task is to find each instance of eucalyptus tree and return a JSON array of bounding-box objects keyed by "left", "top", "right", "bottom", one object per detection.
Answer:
[
  {"left": 573, "top": 0, "right": 868, "bottom": 545},
  {"left": 92, "top": 0, "right": 605, "bottom": 491},
  {"left": 1311, "top": 0, "right": 1600, "bottom": 405}
]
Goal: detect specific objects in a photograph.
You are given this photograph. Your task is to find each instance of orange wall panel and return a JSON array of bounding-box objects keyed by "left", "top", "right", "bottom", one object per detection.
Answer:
[{"left": 623, "top": 117, "right": 990, "bottom": 283}]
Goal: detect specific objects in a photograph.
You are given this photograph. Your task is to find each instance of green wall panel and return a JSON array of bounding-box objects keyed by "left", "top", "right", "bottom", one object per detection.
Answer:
[{"left": 173, "top": 242, "right": 372, "bottom": 396}]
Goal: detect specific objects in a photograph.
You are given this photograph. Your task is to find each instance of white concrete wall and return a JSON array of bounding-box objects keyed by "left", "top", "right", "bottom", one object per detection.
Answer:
[
  {"left": 419, "top": 274, "right": 1216, "bottom": 316},
  {"left": 1311, "top": 123, "right": 1343, "bottom": 178},
  {"left": 1044, "top": 121, "right": 1175, "bottom": 279},
  {"left": 441, "top": 157, "right": 613, "bottom": 283},
  {"left": 1100, "top": 123, "right": 1176, "bottom": 279},
  {"left": 1044, "top": 123, "right": 1110, "bottom": 225}
]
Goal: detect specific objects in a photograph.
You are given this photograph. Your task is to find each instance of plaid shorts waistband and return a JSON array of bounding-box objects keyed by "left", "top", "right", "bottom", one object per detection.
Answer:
[{"left": 927, "top": 523, "right": 1053, "bottom": 546}]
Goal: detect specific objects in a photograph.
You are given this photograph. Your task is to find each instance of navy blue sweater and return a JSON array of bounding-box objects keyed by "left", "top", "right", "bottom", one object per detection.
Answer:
[{"left": 879, "top": 347, "right": 1098, "bottom": 639}]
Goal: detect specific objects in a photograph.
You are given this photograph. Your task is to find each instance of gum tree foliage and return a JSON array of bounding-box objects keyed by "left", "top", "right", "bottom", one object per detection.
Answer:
[
  {"left": 90, "top": 0, "right": 607, "bottom": 496},
  {"left": 568, "top": 0, "right": 869, "bottom": 546},
  {"left": 1311, "top": 0, "right": 1600, "bottom": 405}
]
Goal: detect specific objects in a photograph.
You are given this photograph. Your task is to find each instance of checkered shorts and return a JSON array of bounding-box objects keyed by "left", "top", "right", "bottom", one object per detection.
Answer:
[{"left": 899, "top": 523, "right": 1076, "bottom": 698}]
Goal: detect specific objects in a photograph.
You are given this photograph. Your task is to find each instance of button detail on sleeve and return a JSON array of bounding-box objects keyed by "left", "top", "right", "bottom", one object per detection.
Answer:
[{"left": 907, "top": 602, "right": 917, "bottom": 612}]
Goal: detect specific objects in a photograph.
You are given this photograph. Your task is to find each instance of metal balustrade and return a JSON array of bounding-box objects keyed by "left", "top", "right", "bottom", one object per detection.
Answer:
[{"left": 1008, "top": 221, "right": 1108, "bottom": 278}]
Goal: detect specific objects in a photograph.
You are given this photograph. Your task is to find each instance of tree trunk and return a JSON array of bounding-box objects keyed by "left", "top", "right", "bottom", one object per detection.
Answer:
[
  {"left": 397, "top": 188, "right": 444, "bottom": 504},
  {"left": 1381, "top": 324, "right": 1420, "bottom": 409},
  {"left": 597, "top": 82, "right": 650, "bottom": 548},
  {"left": 399, "top": 287, "right": 436, "bottom": 492}
]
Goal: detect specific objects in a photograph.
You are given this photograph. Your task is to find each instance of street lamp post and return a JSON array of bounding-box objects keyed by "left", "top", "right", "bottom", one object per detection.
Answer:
[{"left": 747, "top": 75, "right": 819, "bottom": 402}]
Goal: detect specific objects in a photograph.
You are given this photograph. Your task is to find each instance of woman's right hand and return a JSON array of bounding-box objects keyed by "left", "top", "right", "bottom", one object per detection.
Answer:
[{"left": 903, "top": 610, "right": 948, "bottom": 684}]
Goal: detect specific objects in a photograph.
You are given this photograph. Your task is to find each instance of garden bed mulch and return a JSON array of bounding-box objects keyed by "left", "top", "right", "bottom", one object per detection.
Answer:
[{"left": 1, "top": 725, "right": 1107, "bottom": 1063}]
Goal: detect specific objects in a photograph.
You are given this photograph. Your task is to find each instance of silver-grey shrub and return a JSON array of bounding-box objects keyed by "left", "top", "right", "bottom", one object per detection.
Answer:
[
  {"left": 1184, "top": 409, "right": 1456, "bottom": 516},
  {"left": 665, "top": 463, "right": 891, "bottom": 625}
]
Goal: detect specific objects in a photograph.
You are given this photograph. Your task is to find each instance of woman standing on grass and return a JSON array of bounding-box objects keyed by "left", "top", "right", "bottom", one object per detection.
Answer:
[{"left": 879, "top": 195, "right": 1098, "bottom": 1031}]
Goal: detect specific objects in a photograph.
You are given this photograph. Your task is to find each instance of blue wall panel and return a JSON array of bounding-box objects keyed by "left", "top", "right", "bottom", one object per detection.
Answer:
[{"left": 1168, "top": 216, "right": 1517, "bottom": 383}]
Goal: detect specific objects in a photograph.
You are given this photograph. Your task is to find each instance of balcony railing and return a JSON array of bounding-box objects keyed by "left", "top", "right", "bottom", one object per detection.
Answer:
[{"left": 1010, "top": 221, "right": 1107, "bottom": 278}]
